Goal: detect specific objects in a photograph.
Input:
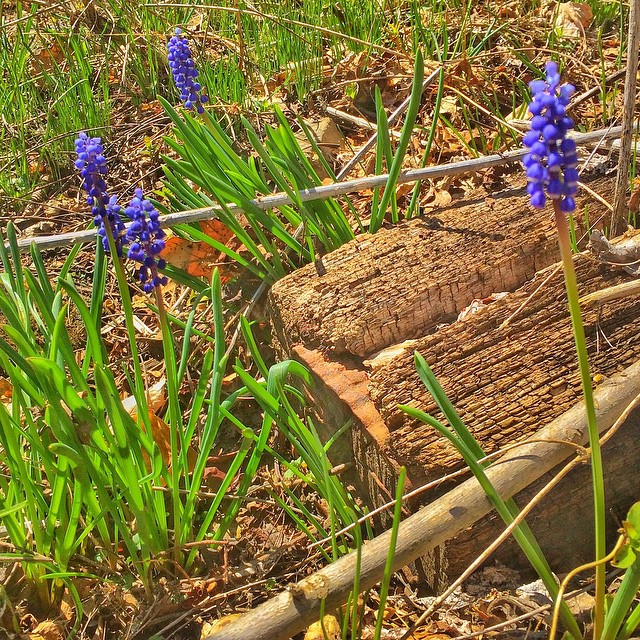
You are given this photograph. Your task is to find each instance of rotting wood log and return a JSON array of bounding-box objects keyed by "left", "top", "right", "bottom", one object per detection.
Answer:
[
  {"left": 443, "top": 407, "right": 640, "bottom": 582},
  {"left": 205, "top": 360, "right": 640, "bottom": 640},
  {"left": 266, "top": 174, "right": 639, "bottom": 589},
  {"left": 367, "top": 254, "right": 640, "bottom": 486},
  {"left": 268, "top": 177, "right": 614, "bottom": 360}
]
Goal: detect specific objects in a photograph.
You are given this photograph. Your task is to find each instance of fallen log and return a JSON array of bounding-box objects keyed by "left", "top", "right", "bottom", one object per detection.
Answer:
[
  {"left": 205, "top": 360, "right": 640, "bottom": 640},
  {"left": 368, "top": 254, "right": 640, "bottom": 486},
  {"left": 265, "top": 175, "right": 640, "bottom": 590},
  {"left": 269, "top": 185, "right": 566, "bottom": 359}
]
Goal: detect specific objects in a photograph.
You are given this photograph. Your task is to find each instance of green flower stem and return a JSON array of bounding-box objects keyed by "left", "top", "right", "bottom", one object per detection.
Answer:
[
  {"left": 552, "top": 199, "right": 606, "bottom": 638},
  {"left": 103, "top": 228, "right": 172, "bottom": 569},
  {"left": 103, "top": 229, "right": 151, "bottom": 433},
  {"left": 154, "top": 286, "right": 185, "bottom": 555},
  {"left": 618, "top": 591, "right": 640, "bottom": 640},
  {"left": 603, "top": 555, "right": 640, "bottom": 640},
  {"left": 373, "top": 467, "right": 406, "bottom": 640}
]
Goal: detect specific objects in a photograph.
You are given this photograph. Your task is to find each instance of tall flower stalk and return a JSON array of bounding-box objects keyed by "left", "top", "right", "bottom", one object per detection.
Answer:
[
  {"left": 75, "top": 134, "right": 155, "bottom": 433},
  {"left": 124, "top": 187, "right": 184, "bottom": 554},
  {"left": 523, "top": 61, "right": 605, "bottom": 637}
]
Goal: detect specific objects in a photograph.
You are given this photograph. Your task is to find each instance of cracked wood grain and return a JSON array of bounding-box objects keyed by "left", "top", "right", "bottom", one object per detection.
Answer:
[{"left": 269, "top": 178, "right": 614, "bottom": 360}]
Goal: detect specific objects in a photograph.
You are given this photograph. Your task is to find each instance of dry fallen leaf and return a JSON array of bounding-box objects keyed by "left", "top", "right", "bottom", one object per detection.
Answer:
[
  {"left": 551, "top": 1, "right": 593, "bottom": 38},
  {"left": 304, "top": 614, "right": 341, "bottom": 640},
  {"left": 30, "top": 42, "right": 65, "bottom": 74},
  {"left": 122, "top": 378, "right": 166, "bottom": 415},
  {"left": 29, "top": 620, "right": 65, "bottom": 640},
  {"left": 161, "top": 219, "right": 236, "bottom": 281},
  {"left": 121, "top": 379, "right": 197, "bottom": 470},
  {"left": 0, "top": 377, "right": 12, "bottom": 405},
  {"left": 200, "top": 614, "right": 242, "bottom": 638}
]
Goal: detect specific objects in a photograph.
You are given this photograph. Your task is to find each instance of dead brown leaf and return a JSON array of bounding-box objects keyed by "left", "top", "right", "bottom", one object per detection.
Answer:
[
  {"left": 304, "top": 614, "right": 341, "bottom": 640},
  {"left": 121, "top": 380, "right": 197, "bottom": 470},
  {"left": 551, "top": 1, "right": 593, "bottom": 38},
  {"left": 29, "top": 621, "right": 65, "bottom": 640},
  {"left": 200, "top": 614, "right": 242, "bottom": 638},
  {"left": 161, "top": 219, "right": 237, "bottom": 282}
]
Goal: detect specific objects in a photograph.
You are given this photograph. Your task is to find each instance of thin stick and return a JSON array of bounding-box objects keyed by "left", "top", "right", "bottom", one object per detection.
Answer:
[
  {"left": 309, "top": 437, "right": 585, "bottom": 551},
  {"left": 611, "top": 0, "right": 640, "bottom": 236},
  {"left": 13, "top": 127, "right": 624, "bottom": 253},
  {"left": 336, "top": 67, "right": 442, "bottom": 180},
  {"left": 579, "top": 279, "right": 640, "bottom": 307},
  {"left": 325, "top": 106, "right": 402, "bottom": 138}
]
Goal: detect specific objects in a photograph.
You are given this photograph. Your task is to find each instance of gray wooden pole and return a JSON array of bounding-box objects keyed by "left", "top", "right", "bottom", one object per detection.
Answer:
[
  {"left": 12, "top": 127, "right": 622, "bottom": 254},
  {"left": 611, "top": 0, "right": 640, "bottom": 236}
]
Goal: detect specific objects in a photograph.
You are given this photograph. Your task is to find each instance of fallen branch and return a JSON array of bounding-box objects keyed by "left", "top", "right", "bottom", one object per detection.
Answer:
[
  {"left": 204, "top": 358, "right": 640, "bottom": 640},
  {"left": 610, "top": 0, "right": 640, "bottom": 235},
  {"left": 588, "top": 228, "right": 640, "bottom": 275},
  {"left": 579, "top": 279, "right": 640, "bottom": 307},
  {"left": 13, "top": 126, "right": 623, "bottom": 253},
  {"left": 325, "top": 106, "right": 402, "bottom": 138}
]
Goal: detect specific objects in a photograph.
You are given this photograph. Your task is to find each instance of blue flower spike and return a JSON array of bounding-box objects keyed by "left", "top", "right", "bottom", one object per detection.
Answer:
[
  {"left": 125, "top": 189, "right": 168, "bottom": 293},
  {"left": 75, "top": 132, "right": 126, "bottom": 256},
  {"left": 167, "top": 28, "right": 209, "bottom": 114},
  {"left": 522, "top": 61, "right": 578, "bottom": 213}
]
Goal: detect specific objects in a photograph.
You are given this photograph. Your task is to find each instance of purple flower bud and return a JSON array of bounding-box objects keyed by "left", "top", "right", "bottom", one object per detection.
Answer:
[
  {"left": 547, "top": 152, "right": 563, "bottom": 168},
  {"left": 526, "top": 163, "right": 546, "bottom": 181},
  {"left": 542, "top": 124, "right": 560, "bottom": 141},
  {"left": 167, "top": 28, "right": 208, "bottom": 113},
  {"left": 563, "top": 168, "right": 579, "bottom": 186},
  {"left": 530, "top": 191, "right": 546, "bottom": 208},
  {"left": 560, "top": 197, "right": 575, "bottom": 212},
  {"left": 529, "top": 80, "right": 546, "bottom": 95},
  {"left": 75, "top": 132, "right": 125, "bottom": 255},
  {"left": 125, "top": 188, "right": 167, "bottom": 293},
  {"left": 522, "top": 61, "right": 578, "bottom": 213},
  {"left": 530, "top": 116, "right": 547, "bottom": 131},
  {"left": 548, "top": 178, "right": 563, "bottom": 197},
  {"left": 529, "top": 141, "right": 547, "bottom": 160}
]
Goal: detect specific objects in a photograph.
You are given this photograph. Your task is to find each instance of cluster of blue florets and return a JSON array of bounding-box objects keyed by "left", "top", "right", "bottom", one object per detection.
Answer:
[
  {"left": 522, "top": 61, "right": 579, "bottom": 213},
  {"left": 167, "top": 28, "right": 209, "bottom": 114},
  {"left": 74, "top": 133, "right": 126, "bottom": 256},
  {"left": 125, "top": 189, "right": 168, "bottom": 293},
  {"left": 75, "top": 134, "right": 167, "bottom": 292}
]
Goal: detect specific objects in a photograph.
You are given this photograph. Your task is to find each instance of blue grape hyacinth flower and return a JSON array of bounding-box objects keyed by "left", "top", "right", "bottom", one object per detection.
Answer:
[
  {"left": 167, "top": 28, "right": 209, "bottom": 114},
  {"left": 75, "top": 132, "right": 126, "bottom": 255},
  {"left": 522, "top": 61, "right": 579, "bottom": 213},
  {"left": 125, "top": 189, "right": 168, "bottom": 293}
]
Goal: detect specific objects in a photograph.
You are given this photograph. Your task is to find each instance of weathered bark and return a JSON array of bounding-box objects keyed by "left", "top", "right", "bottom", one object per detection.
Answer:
[
  {"left": 443, "top": 409, "right": 640, "bottom": 582},
  {"left": 368, "top": 255, "right": 640, "bottom": 486},
  {"left": 269, "top": 188, "right": 563, "bottom": 359},
  {"left": 265, "top": 174, "right": 640, "bottom": 594}
]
